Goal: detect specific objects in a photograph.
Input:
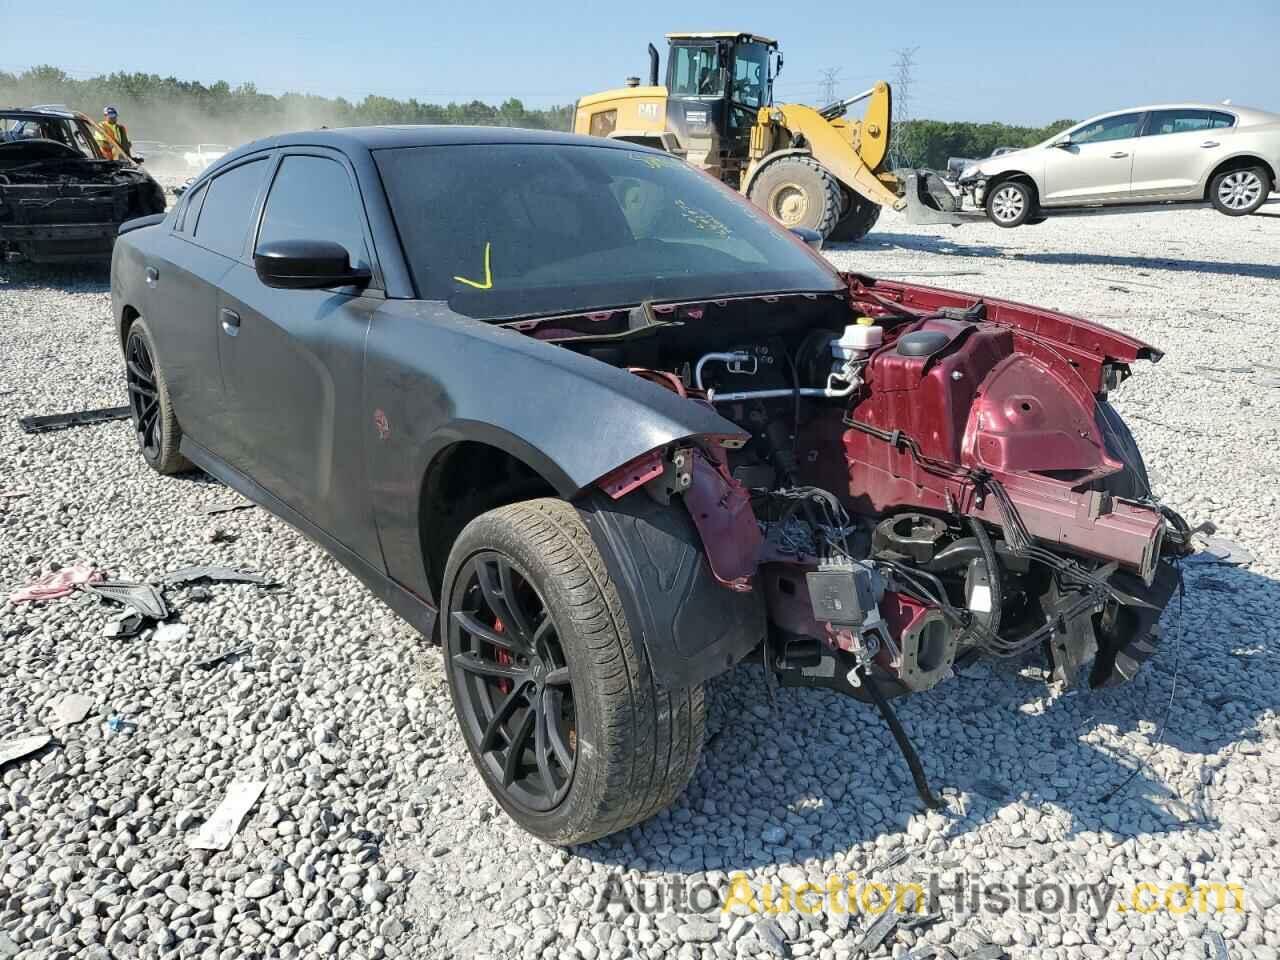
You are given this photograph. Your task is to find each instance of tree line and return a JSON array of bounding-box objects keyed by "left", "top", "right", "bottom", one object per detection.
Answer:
[{"left": 2, "top": 65, "right": 1071, "bottom": 169}]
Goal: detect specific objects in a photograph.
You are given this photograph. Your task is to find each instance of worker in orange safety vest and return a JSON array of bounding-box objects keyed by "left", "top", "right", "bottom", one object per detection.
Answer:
[{"left": 96, "top": 105, "right": 134, "bottom": 160}]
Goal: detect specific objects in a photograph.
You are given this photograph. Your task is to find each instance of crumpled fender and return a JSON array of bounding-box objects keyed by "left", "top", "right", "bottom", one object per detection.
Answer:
[{"left": 364, "top": 301, "right": 747, "bottom": 600}]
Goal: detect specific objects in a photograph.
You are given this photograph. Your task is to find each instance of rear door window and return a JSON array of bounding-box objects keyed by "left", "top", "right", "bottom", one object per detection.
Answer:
[
  {"left": 255, "top": 154, "right": 370, "bottom": 268},
  {"left": 193, "top": 158, "right": 269, "bottom": 260},
  {"left": 1144, "top": 109, "right": 1236, "bottom": 136}
]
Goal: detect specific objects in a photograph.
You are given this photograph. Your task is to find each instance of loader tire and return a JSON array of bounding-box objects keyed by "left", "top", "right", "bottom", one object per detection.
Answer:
[
  {"left": 748, "top": 156, "right": 842, "bottom": 237},
  {"left": 441, "top": 498, "right": 705, "bottom": 845},
  {"left": 828, "top": 194, "right": 882, "bottom": 242}
]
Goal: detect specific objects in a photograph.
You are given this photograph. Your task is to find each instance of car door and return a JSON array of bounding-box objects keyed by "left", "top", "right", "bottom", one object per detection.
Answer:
[
  {"left": 214, "top": 148, "right": 384, "bottom": 563},
  {"left": 1131, "top": 108, "right": 1236, "bottom": 199},
  {"left": 145, "top": 160, "right": 268, "bottom": 454},
  {"left": 1042, "top": 112, "right": 1144, "bottom": 205}
]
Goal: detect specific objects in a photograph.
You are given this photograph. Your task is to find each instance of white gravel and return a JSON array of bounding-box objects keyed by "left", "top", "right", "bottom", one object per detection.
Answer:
[{"left": 2, "top": 207, "right": 1279, "bottom": 960}]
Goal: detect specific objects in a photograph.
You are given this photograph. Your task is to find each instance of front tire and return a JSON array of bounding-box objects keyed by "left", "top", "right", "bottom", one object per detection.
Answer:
[
  {"left": 441, "top": 498, "right": 705, "bottom": 845},
  {"left": 1209, "top": 166, "right": 1269, "bottom": 216},
  {"left": 828, "top": 193, "right": 882, "bottom": 242},
  {"left": 985, "top": 179, "right": 1035, "bottom": 227},
  {"left": 747, "top": 156, "right": 843, "bottom": 237},
  {"left": 124, "top": 318, "right": 191, "bottom": 475}
]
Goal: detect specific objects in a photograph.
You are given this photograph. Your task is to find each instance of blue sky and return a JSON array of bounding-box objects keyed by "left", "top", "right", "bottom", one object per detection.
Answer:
[{"left": 2, "top": 0, "right": 1276, "bottom": 124}]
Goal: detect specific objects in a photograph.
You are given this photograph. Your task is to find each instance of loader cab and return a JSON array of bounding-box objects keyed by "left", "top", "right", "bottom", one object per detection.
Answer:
[{"left": 664, "top": 32, "right": 778, "bottom": 178}]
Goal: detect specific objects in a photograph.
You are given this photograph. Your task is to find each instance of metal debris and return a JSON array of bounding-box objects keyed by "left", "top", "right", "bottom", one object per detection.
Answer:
[
  {"left": 0, "top": 732, "right": 53, "bottom": 767},
  {"left": 17, "top": 405, "right": 131, "bottom": 435},
  {"left": 198, "top": 501, "right": 255, "bottom": 516},
  {"left": 86, "top": 580, "right": 169, "bottom": 620},
  {"left": 1207, "top": 931, "right": 1228, "bottom": 960},
  {"left": 158, "top": 565, "right": 275, "bottom": 587},
  {"left": 856, "top": 905, "right": 899, "bottom": 955},
  {"left": 192, "top": 645, "right": 252, "bottom": 671},
  {"left": 187, "top": 780, "right": 268, "bottom": 851},
  {"left": 51, "top": 693, "right": 94, "bottom": 726},
  {"left": 1187, "top": 534, "right": 1253, "bottom": 567}
]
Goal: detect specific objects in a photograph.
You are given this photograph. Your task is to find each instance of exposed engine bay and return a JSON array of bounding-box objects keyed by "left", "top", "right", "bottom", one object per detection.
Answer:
[
  {"left": 506, "top": 272, "right": 1192, "bottom": 806},
  {"left": 1, "top": 114, "right": 166, "bottom": 263}
]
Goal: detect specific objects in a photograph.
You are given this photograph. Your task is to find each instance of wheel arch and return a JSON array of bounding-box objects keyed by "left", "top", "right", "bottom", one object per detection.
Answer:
[
  {"left": 1203, "top": 154, "right": 1276, "bottom": 199},
  {"left": 985, "top": 170, "right": 1040, "bottom": 204},
  {"left": 118, "top": 304, "right": 140, "bottom": 351},
  {"left": 417, "top": 433, "right": 563, "bottom": 603}
]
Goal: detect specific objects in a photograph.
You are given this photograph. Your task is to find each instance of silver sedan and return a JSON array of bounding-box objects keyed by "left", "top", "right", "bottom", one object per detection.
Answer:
[{"left": 957, "top": 103, "right": 1279, "bottom": 226}]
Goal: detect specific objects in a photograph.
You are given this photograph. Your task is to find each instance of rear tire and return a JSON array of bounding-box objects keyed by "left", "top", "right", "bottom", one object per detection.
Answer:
[
  {"left": 440, "top": 498, "right": 705, "bottom": 844},
  {"left": 828, "top": 194, "right": 882, "bottom": 242},
  {"left": 124, "top": 317, "right": 191, "bottom": 475},
  {"left": 1209, "top": 165, "right": 1269, "bottom": 216},
  {"left": 748, "top": 156, "right": 843, "bottom": 237},
  {"left": 985, "top": 179, "right": 1035, "bottom": 227}
]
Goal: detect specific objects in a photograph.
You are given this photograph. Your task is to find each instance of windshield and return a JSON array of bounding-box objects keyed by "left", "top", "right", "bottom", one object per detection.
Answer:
[
  {"left": 732, "top": 42, "right": 771, "bottom": 108},
  {"left": 375, "top": 143, "right": 841, "bottom": 320}
]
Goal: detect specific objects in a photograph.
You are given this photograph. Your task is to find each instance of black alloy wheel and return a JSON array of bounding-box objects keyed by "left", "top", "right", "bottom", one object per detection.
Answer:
[
  {"left": 447, "top": 550, "right": 577, "bottom": 812},
  {"left": 126, "top": 330, "right": 162, "bottom": 461}
]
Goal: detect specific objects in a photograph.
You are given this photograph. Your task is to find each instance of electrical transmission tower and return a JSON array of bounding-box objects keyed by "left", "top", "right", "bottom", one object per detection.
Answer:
[
  {"left": 818, "top": 67, "right": 842, "bottom": 106},
  {"left": 890, "top": 46, "right": 919, "bottom": 168}
]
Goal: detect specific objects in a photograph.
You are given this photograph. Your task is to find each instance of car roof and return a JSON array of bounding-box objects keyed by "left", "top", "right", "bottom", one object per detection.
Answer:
[
  {"left": 1080, "top": 103, "right": 1279, "bottom": 125},
  {"left": 218, "top": 124, "right": 654, "bottom": 164},
  {"left": 1, "top": 106, "right": 80, "bottom": 120}
]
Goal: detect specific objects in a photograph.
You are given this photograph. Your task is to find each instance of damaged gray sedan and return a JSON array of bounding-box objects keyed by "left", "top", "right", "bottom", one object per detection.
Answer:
[{"left": 1, "top": 106, "right": 166, "bottom": 263}]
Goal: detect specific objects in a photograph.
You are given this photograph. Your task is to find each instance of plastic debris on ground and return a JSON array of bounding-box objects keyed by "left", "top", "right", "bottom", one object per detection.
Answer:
[
  {"left": 153, "top": 622, "right": 191, "bottom": 645},
  {"left": 105, "top": 715, "right": 137, "bottom": 736},
  {"left": 16, "top": 405, "right": 131, "bottom": 435},
  {"left": 158, "top": 565, "right": 275, "bottom": 587},
  {"left": 7, "top": 563, "right": 105, "bottom": 604},
  {"left": 0, "top": 732, "right": 53, "bottom": 767},
  {"left": 187, "top": 780, "right": 268, "bottom": 851},
  {"left": 50, "top": 693, "right": 94, "bottom": 726},
  {"left": 103, "top": 608, "right": 147, "bottom": 639},
  {"left": 85, "top": 580, "right": 169, "bottom": 619}
]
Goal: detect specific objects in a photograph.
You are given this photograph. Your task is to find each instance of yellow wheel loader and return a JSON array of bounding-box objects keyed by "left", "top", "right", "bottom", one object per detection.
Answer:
[{"left": 573, "top": 32, "right": 917, "bottom": 242}]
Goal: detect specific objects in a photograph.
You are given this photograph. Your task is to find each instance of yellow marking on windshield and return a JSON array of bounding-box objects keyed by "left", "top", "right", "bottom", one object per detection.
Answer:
[{"left": 453, "top": 242, "right": 493, "bottom": 289}]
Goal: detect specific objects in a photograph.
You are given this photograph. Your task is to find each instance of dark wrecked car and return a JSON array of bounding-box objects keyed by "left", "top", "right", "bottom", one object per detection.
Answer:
[
  {"left": 1, "top": 106, "right": 166, "bottom": 263},
  {"left": 110, "top": 127, "right": 1192, "bottom": 844}
]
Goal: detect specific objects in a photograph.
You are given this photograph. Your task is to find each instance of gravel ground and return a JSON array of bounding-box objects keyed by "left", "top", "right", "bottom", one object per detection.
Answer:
[{"left": 2, "top": 207, "right": 1279, "bottom": 960}]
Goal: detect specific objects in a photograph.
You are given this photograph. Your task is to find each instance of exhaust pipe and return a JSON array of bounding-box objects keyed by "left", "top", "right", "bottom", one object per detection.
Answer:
[{"left": 647, "top": 43, "right": 660, "bottom": 87}]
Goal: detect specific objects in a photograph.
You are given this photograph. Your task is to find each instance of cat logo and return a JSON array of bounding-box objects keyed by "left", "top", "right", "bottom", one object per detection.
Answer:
[{"left": 638, "top": 103, "right": 659, "bottom": 120}]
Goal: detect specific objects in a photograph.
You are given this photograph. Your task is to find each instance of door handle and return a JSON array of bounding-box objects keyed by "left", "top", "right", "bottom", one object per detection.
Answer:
[
  {"left": 220, "top": 308, "right": 241, "bottom": 337},
  {"left": 1109, "top": 151, "right": 1130, "bottom": 159},
  {"left": 144, "top": 266, "right": 159, "bottom": 289},
  {"left": 1200, "top": 140, "right": 1220, "bottom": 148}
]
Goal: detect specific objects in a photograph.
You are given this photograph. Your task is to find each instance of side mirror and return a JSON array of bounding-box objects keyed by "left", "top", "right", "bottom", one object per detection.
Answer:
[
  {"left": 789, "top": 226, "right": 823, "bottom": 251},
  {"left": 1053, "top": 135, "right": 1073, "bottom": 149},
  {"left": 254, "top": 240, "right": 371, "bottom": 290}
]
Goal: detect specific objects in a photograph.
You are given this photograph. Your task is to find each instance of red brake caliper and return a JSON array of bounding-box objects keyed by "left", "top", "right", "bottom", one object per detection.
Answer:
[{"left": 493, "top": 619, "right": 512, "bottom": 694}]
